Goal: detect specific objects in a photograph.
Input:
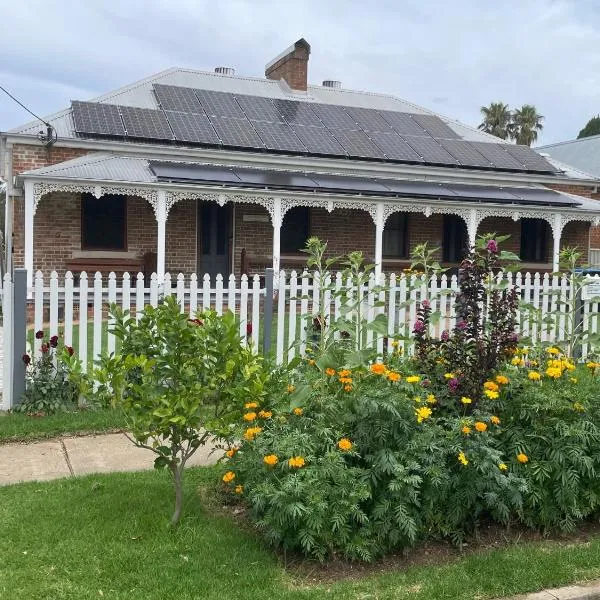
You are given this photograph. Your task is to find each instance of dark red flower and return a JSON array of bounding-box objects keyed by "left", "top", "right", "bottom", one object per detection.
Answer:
[
  {"left": 449, "top": 378, "right": 460, "bottom": 392},
  {"left": 421, "top": 379, "right": 431, "bottom": 388},
  {"left": 441, "top": 330, "right": 450, "bottom": 342},
  {"left": 22, "top": 354, "right": 31, "bottom": 365},
  {"left": 413, "top": 320, "right": 425, "bottom": 334},
  {"left": 35, "top": 330, "right": 44, "bottom": 340},
  {"left": 41, "top": 343, "right": 49, "bottom": 353},
  {"left": 188, "top": 318, "right": 203, "bottom": 326},
  {"left": 246, "top": 323, "right": 253, "bottom": 336},
  {"left": 456, "top": 320, "right": 467, "bottom": 331},
  {"left": 421, "top": 299, "right": 431, "bottom": 309},
  {"left": 486, "top": 239, "right": 499, "bottom": 254},
  {"left": 66, "top": 346, "right": 74, "bottom": 356},
  {"left": 50, "top": 335, "right": 59, "bottom": 348}
]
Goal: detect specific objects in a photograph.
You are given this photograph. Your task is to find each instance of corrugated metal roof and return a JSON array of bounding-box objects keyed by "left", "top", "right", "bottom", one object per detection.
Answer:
[
  {"left": 538, "top": 136, "right": 600, "bottom": 179},
  {"left": 8, "top": 67, "right": 497, "bottom": 143}
]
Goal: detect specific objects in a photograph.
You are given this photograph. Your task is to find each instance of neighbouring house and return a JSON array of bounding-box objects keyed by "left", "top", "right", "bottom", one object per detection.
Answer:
[{"left": 2, "top": 38, "right": 600, "bottom": 291}]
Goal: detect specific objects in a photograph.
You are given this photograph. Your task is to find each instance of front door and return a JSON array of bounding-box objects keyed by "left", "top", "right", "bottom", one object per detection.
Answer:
[{"left": 198, "top": 202, "right": 231, "bottom": 278}]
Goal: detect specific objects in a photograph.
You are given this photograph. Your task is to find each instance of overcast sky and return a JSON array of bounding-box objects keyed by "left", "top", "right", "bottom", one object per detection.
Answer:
[{"left": 1, "top": 0, "right": 600, "bottom": 145}]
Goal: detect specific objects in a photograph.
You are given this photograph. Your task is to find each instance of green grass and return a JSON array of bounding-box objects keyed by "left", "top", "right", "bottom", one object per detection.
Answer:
[
  {"left": 0, "top": 408, "right": 126, "bottom": 443},
  {"left": 2, "top": 467, "right": 600, "bottom": 599}
]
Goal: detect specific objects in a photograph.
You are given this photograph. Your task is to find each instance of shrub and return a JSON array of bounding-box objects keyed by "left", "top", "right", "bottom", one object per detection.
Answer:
[{"left": 18, "top": 333, "right": 78, "bottom": 414}]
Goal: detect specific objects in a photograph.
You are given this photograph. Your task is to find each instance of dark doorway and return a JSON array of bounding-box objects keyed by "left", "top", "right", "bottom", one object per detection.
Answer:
[{"left": 198, "top": 202, "right": 231, "bottom": 278}]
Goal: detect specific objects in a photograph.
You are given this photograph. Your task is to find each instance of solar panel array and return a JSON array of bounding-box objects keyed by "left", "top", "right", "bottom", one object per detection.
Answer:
[{"left": 70, "top": 86, "right": 559, "bottom": 174}]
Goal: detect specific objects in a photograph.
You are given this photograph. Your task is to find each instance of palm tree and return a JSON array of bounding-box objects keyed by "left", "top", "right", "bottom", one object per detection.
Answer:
[
  {"left": 511, "top": 105, "right": 544, "bottom": 146},
  {"left": 478, "top": 102, "right": 512, "bottom": 140}
]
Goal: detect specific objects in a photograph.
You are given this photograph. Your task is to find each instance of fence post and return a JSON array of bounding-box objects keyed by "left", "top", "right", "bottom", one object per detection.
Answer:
[
  {"left": 263, "top": 268, "right": 274, "bottom": 356},
  {"left": 573, "top": 282, "right": 585, "bottom": 360},
  {"left": 11, "top": 268, "right": 27, "bottom": 407}
]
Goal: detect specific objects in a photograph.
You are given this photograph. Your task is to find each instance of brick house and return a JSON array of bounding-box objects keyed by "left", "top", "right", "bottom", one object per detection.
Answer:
[{"left": 2, "top": 38, "right": 600, "bottom": 290}]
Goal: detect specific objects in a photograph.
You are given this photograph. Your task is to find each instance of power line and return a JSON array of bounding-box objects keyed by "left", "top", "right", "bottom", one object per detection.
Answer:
[{"left": 0, "top": 84, "right": 50, "bottom": 126}]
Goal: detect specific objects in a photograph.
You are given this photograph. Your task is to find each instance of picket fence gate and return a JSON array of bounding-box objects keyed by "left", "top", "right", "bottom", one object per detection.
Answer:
[{"left": 25, "top": 269, "right": 600, "bottom": 372}]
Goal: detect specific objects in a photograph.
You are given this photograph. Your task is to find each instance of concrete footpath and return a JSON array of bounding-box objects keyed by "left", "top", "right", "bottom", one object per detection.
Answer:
[
  {"left": 0, "top": 433, "right": 220, "bottom": 486},
  {"left": 502, "top": 580, "right": 600, "bottom": 599}
]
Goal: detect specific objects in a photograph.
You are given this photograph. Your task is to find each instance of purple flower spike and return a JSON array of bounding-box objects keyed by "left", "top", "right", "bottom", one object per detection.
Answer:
[
  {"left": 413, "top": 320, "right": 425, "bottom": 334},
  {"left": 486, "top": 239, "right": 499, "bottom": 254},
  {"left": 457, "top": 320, "right": 467, "bottom": 331},
  {"left": 421, "top": 299, "right": 431, "bottom": 309},
  {"left": 441, "top": 330, "right": 449, "bottom": 342}
]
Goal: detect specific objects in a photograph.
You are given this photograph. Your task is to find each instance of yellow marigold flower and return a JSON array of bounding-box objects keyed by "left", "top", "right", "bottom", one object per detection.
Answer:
[
  {"left": 226, "top": 447, "right": 238, "bottom": 459},
  {"left": 325, "top": 368, "right": 336, "bottom": 376},
  {"left": 387, "top": 371, "right": 401, "bottom": 382},
  {"left": 258, "top": 410, "right": 272, "bottom": 419},
  {"left": 426, "top": 394, "right": 437, "bottom": 404},
  {"left": 484, "top": 381, "right": 499, "bottom": 392},
  {"left": 495, "top": 375, "right": 509, "bottom": 385},
  {"left": 570, "top": 377, "right": 578, "bottom": 384},
  {"left": 564, "top": 361, "right": 576, "bottom": 371},
  {"left": 474, "top": 421, "right": 488, "bottom": 433},
  {"left": 444, "top": 373, "right": 455, "bottom": 379},
  {"left": 573, "top": 402, "right": 585, "bottom": 412},
  {"left": 343, "top": 384, "right": 353, "bottom": 392},
  {"left": 406, "top": 375, "right": 421, "bottom": 384},
  {"left": 370, "top": 363, "right": 387, "bottom": 375},
  {"left": 308, "top": 359, "right": 316, "bottom": 366},
  {"left": 287, "top": 384, "right": 295, "bottom": 393},
  {"left": 391, "top": 340, "right": 400, "bottom": 348},
  {"left": 586, "top": 362, "right": 599, "bottom": 370},
  {"left": 245, "top": 402, "right": 259, "bottom": 409},
  {"left": 547, "top": 347, "right": 560, "bottom": 355},
  {"left": 288, "top": 456, "right": 306, "bottom": 468},
  {"left": 517, "top": 453, "right": 529, "bottom": 464},
  {"left": 458, "top": 452, "right": 469, "bottom": 466},
  {"left": 222, "top": 471, "right": 235, "bottom": 483},
  {"left": 338, "top": 438, "right": 353, "bottom": 452},
  {"left": 462, "top": 426, "right": 472, "bottom": 435},
  {"left": 338, "top": 369, "right": 352, "bottom": 377},
  {"left": 499, "top": 463, "right": 508, "bottom": 472},
  {"left": 490, "top": 415, "right": 501, "bottom": 425},
  {"left": 243, "top": 426, "right": 262, "bottom": 441},
  {"left": 263, "top": 454, "right": 278, "bottom": 467},
  {"left": 528, "top": 371, "right": 541, "bottom": 381},
  {"left": 415, "top": 406, "right": 432, "bottom": 424},
  {"left": 484, "top": 390, "right": 499, "bottom": 399},
  {"left": 545, "top": 367, "right": 562, "bottom": 379},
  {"left": 243, "top": 412, "right": 257, "bottom": 422},
  {"left": 235, "top": 485, "right": 244, "bottom": 494},
  {"left": 293, "top": 407, "right": 303, "bottom": 416},
  {"left": 339, "top": 376, "right": 353, "bottom": 384},
  {"left": 461, "top": 396, "right": 472, "bottom": 405}
]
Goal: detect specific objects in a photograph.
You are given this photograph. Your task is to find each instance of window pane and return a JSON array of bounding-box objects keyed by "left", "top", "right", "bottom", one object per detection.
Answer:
[
  {"left": 520, "top": 219, "right": 548, "bottom": 262},
  {"left": 281, "top": 207, "right": 310, "bottom": 253},
  {"left": 383, "top": 212, "right": 408, "bottom": 258},
  {"left": 82, "top": 194, "right": 126, "bottom": 250},
  {"left": 443, "top": 215, "right": 467, "bottom": 263}
]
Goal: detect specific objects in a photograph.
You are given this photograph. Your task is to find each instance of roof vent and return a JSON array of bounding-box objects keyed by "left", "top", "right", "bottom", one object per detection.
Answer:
[
  {"left": 322, "top": 80, "right": 341, "bottom": 89},
  {"left": 214, "top": 66, "right": 235, "bottom": 76}
]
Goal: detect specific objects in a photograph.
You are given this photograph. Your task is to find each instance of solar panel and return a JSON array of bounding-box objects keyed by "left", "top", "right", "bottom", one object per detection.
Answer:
[
  {"left": 402, "top": 136, "right": 459, "bottom": 165},
  {"left": 506, "top": 187, "right": 579, "bottom": 206},
  {"left": 379, "top": 111, "right": 428, "bottom": 136},
  {"left": 445, "top": 183, "right": 519, "bottom": 201},
  {"left": 273, "top": 100, "right": 321, "bottom": 126},
  {"left": 367, "top": 131, "right": 422, "bottom": 162},
  {"left": 343, "top": 106, "right": 393, "bottom": 132},
  {"left": 438, "top": 139, "right": 493, "bottom": 168},
  {"left": 412, "top": 114, "right": 460, "bottom": 139},
  {"left": 150, "top": 161, "right": 241, "bottom": 183},
  {"left": 251, "top": 121, "right": 307, "bottom": 152},
  {"left": 310, "top": 104, "right": 359, "bottom": 130},
  {"left": 310, "top": 174, "right": 390, "bottom": 193},
  {"left": 72, "top": 101, "right": 125, "bottom": 136},
  {"left": 210, "top": 116, "right": 264, "bottom": 148},
  {"left": 331, "top": 129, "right": 385, "bottom": 158},
  {"left": 471, "top": 143, "right": 526, "bottom": 170},
  {"left": 382, "top": 180, "right": 457, "bottom": 197},
  {"left": 234, "top": 169, "right": 320, "bottom": 188},
  {"left": 235, "top": 94, "right": 284, "bottom": 123},
  {"left": 195, "top": 89, "right": 246, "bottom": 118},
  {"left": 120, "top": 106, "right": 173, "bottom": 140},
  {"left": 290, "top": 125, "right": 347, "bottom": 155},
  {"left": 153, "top": 85, "right": 203, "bottom": 114},
  {"left": 165, "top": 111, "right": 219, "bottom": 144},
  {"left": 504, "top": 144, "right": 559, "bottom": 172}
]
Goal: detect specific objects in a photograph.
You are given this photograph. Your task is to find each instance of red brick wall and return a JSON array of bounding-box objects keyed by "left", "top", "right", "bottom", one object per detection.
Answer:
[
  {"left": 265, "top": 42, "right": 310, "bottom": 91},
  {"left": 234, "top": 203, "right": 273, "bottom": 275},
  {"left": 310, "top": 208, "right": 375, "bottom": 258},
  {"left": 12, "top": 143, "right": 91, "bottom": 177},
  {"left": 166, "top": 199, "right": 196, "bottom": 275}
]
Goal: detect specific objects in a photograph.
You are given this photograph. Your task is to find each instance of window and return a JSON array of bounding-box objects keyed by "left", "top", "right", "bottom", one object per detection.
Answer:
[
  {"left": 443, "top": 215, "right": 468, "bottom": 263},
  {"left": 383, "top": 213, "right": 409, "bottom": 258},
  {"left": 82, "top": 193, "right": 127, "bottom": 250},
  {"left": 520, "top": 218, "right": 549, "bottom": 262},
  {"left": 281, "top": 207, "right": 310, "bottom": 253}
]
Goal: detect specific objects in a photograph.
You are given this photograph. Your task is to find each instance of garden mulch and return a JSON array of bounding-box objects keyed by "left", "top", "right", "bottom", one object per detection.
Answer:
[{"left": 0, "top": 432, "right": 221, "bottom": 485}]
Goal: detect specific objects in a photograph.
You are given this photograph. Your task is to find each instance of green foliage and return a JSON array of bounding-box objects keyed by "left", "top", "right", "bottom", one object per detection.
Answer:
[
  {"left": 18, "top": 333, "right": 78, "bottom": 414},
  {"left": 478, "top": 102, "right": 544, "bottom": 146},
  {"left": 100, "top": 296, "right": 269, "bottom": 525},
  {"left": 578, "top": 115, "right": 600, "bottom": 139}
]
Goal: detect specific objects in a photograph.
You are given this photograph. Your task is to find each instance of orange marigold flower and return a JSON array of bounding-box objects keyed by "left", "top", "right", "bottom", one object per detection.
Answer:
[
  {"left": 226, "top": 447, "right": 238, "bottom": 458},
  {"left": 235, "top": 485, "right": 244, "bottom": 494},
  {"left": 288, "top": 456, "right": 306, "bottom": 468},
  {"left": 244, "top": 402, "right": 259, "bottom": 409},
  {"left": 258, "top": 410, "right": 272, "bottom": 419},
  {"left": 293, "top": 407, "right": 303, "bottom": 416},
  {"left": 325, "top": 368, "right": 336, "bottom": 376},
  {"left": 343, "top": 384, "right": 353, "bottom": 392},
  {"left": 474, "top": 421, "right": 488, "bottom": 433},
  {"left": 338, "top": 376, "right": 353, "bottom": 384},
  {"left": 338, "top": 438, "right": 353, "bottom": 452},
  {"left": 222, "top": 471, "right": 235, "bottom": 483},
  {"left": 490, "top": 415, "right": 501, "bottom": 425},
  {"left": 495, "top": 375, "right": 509, "bottom": 385},
  {"left": 370, "top": 363, "right": 387, "bottom": 375},
  {"left": 387, "top": 371, "right": 401, "bottom": 382},
  {"left": 462, "top": 426, "right": 472, "bottom": 435},
  {"left": 338, "top": 369, "right": 352, "bottom": 377},
  {"left": 263, "top": 454, "right": 278, "bottom": 467},
  {"left": 517, "top": 453, "right": 529, "bottom": 464},
  {"left": 484, "top": 381, "right": 499, "bottom": 392},
  {"left": 243, "top": 426, "right": 262, "bottom": 441},
  {"left": 287, "top": 384, "right": 295, "bottom": 393},
  {"left": 243, "top": 412, "right": 257, "bottom": 422}
]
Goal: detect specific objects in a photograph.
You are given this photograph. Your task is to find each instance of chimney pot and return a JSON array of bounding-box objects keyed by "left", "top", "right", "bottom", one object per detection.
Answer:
[
  {"left": 215, "top": 66, "right": 235, "bottom": 76},
  {"left": 265, "top": 38, "right": 311, "bottom": 91},
  {"left": 322, "top": 80, "right": 341, "bottom": 89}
]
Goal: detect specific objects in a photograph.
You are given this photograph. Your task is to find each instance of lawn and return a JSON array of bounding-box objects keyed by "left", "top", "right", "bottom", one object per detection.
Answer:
[
  {"left": 0, "top": 408, "right": 126, "bottom": 443},
  {"left": 2, "top": 467, "right": 600, "bottom": 600}
]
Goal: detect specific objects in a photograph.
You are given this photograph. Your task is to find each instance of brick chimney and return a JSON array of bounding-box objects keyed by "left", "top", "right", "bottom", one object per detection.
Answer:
[{"left": 265, "top": 38, "right": 311, "bottom": 91}]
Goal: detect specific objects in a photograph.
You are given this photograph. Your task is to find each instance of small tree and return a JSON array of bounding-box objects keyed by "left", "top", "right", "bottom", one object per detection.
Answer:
[
  {"left": 578, "top": 116, "right": 600, "bottom": 139},
  {"left": 104, "top": 296, "right": 268, "bottom": 525}
]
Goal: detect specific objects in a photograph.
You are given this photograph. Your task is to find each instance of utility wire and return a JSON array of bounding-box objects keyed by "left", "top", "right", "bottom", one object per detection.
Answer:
[{"left": 0, "top": 84, "right": 50, "bottom": 126}]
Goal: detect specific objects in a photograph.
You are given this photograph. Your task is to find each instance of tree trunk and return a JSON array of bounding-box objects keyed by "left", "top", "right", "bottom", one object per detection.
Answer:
[{"left": 170, "top": 463, "right": 184, "bottom": 526}]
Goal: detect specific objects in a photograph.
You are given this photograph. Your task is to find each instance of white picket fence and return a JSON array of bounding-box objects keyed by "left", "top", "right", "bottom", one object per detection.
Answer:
[{"left": 25, "top": 270, "right": 600, "bottom": 373}]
